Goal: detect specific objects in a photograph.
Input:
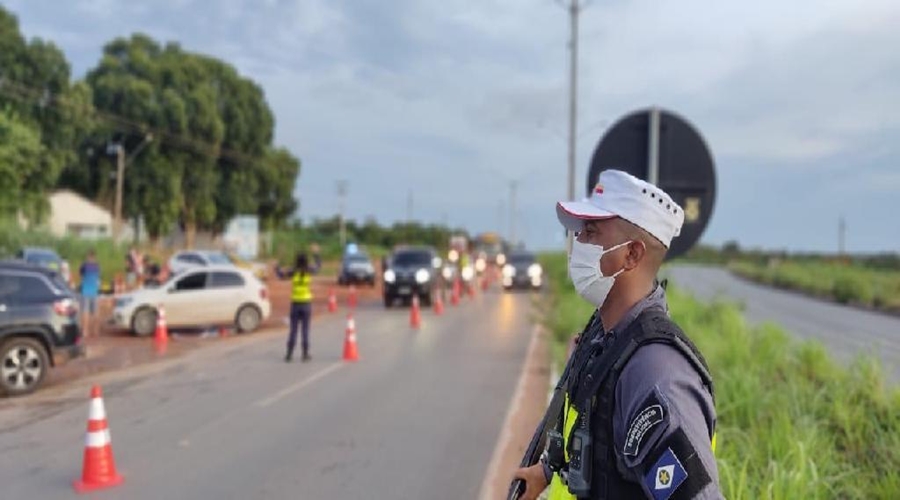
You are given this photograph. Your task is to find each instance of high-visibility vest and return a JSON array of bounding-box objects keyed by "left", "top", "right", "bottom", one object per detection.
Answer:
[{"left": 291, "top": 272, "right": 312, "bottom": 302}]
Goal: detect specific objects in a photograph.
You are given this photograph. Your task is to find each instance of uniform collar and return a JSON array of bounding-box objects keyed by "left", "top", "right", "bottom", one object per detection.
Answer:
[{"left": 592, "top": 282, "right": 667, "bottom": 344}]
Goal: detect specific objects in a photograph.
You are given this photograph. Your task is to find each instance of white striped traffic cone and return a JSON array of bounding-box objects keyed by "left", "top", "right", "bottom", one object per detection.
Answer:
[{"left": 73, "top": 385, "right": 123, "bottom": 493}]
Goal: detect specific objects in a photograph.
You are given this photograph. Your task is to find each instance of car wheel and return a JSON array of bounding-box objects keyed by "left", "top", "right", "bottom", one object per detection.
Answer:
[
  {"left": 236, "top": 305, "right": 262, "bottom": 333},
  {"left": 132, "top": 307, "right": 157, "bottom": 337},
  {"left": 0, "top": 337, "right": 49, "bottom": 397}
]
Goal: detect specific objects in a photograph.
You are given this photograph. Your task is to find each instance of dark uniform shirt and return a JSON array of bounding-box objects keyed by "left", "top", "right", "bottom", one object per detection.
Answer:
[{"left": 578, "top": 284, "right": 722, "bottom": 499}]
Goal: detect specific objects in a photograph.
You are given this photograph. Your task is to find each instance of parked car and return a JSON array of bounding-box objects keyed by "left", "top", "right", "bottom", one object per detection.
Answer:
[
  {"left": 501, "top": 251, "right": 543, "bottom": 291},
  {"left": 338, "top": 252, "right": 376, "bottom": 286},
  {"left": 112, "top": 266, "right": 271, "bottom": 336},
  {"left": 167, "top": 250, "right": 268, "bottom": 281},
  {"left": 0, "top": 261, "right": 85, "bottom": 396},
  {"left": 383, "top": 246, "right": 438, "bottom": 308},
  {"left": 15, "top": 247, "right": 70, "bottom": 284}
]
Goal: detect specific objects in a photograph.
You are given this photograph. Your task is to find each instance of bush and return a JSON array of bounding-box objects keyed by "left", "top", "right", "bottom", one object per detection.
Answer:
[{"left": 832, "top": 275, "right": 874, "bottom": 305}]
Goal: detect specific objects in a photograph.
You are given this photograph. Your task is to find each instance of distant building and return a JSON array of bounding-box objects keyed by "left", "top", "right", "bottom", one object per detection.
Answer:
[{"left": 44, "top": 190, "right": 113, "bottom": 239}]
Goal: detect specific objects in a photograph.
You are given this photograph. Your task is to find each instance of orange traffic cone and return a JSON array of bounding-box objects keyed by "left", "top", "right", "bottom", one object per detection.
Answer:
[
  {"left": 154, "top": 305, "right": 169, "bottom": 354},
  {"left": 467, "top": 281, "right": 475, "bottom": 298},
  {"left": 343, "top": 313, "right": 359, "bottom": 362},
  {"left": 348, "top": 285, "right": 358, "bottom": 309},
  {"left": 218, "top": 325, "right": 229, "bottom": 338},
  {"left": 451, "top": 279, "right": 461, "bottom": 306},
  {"left": 433, "top": 294, "right": 444, "bottom": 316},
  {"left": 73, "top": 385, "right": 123, "bottom": 493},
  {"left": 328, "top": 288, "right": 338, "bottom": 313},
  {"left": 410, "top": 295, "right": 422, "bottom": 329},
  {"left": 481, "top": 276, "right": 489, "bottom": 291}
]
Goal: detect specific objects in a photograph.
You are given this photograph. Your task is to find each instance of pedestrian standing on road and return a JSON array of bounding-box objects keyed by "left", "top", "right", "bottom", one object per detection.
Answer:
[
  {"left": 125, "top": 246, "right": 143, "bottom": 290},
  {"left": 285, "top": 246, "right": 322, "bottom": 363},
  {"left": 513, "top": 169, "right": 722, "bottom": 500},
  {"left": 79, "top": 249, "right": 101, "bottom": 338}
]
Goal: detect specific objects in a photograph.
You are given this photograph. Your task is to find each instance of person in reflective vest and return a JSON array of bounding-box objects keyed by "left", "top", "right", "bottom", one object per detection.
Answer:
[
  {"left": 285, "top": 247, "right": 321, "bottom": 362},
  {"left": 514, "top": 170, "right": 722, "bottom": 499}
]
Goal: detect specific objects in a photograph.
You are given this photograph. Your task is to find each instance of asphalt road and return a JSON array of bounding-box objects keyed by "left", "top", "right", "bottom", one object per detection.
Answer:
[
  {"left": 666, "top": 264, "right": 900, "bottom": 383},
  {"left": 0, "top": 291, "right": 535, "bottom": 499}
]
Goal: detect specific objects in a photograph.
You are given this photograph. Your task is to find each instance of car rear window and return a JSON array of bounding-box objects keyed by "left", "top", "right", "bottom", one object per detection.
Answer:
[{"left": 210, "top": 271, "right": 245, "bottom": 288}]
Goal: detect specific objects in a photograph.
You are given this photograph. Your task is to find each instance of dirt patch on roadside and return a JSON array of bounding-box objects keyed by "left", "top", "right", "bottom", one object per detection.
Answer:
[{"left": 42, "top": 270, "right": 383, "bottom": 392}]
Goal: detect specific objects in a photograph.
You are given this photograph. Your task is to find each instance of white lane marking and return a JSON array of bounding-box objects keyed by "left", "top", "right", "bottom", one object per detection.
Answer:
[
  {"left": 255, "top": 362, "right": 344, "bottom": 408},
  {"left": 478, "top": 324, "right": 542, "bottom": 500}
]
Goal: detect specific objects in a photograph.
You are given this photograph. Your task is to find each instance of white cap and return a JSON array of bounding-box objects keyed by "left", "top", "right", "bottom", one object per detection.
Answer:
[{"left": 556, "top": 169, "right": 685, "bottom": 248}]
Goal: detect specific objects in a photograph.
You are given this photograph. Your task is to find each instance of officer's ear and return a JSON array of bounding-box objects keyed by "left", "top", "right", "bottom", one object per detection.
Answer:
[{"left": 623, "top": 240, "right": 646, "bottom": 271}]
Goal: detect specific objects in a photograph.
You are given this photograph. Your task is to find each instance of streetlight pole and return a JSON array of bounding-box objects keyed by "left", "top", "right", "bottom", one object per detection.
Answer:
[
  {"left": 110, "top": 133, "right": 153, "bottom": 241},
  {"left": 557, "top": 0, "right": 590, "bottom": 254}
]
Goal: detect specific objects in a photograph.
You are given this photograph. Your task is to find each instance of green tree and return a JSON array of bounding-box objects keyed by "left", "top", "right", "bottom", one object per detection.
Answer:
[{"left": 0, "top": 110, "right": 48, "bottom": 221}]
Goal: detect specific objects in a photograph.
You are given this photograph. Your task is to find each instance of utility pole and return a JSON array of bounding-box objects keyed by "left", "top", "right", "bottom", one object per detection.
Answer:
[
  {"left": 509, "top": 180, "right": 518, "bottom": 247},
  {"left": 113, "top": 145, "right": 125, "bottom": 241},
  {"left": 336, "top": 180, "right": 348, "bottom": 249},
  {"left": 557, "top": 0, "right": 590, "bottom": 254},
  {"left": 109, "top": 134, "right": 153, "bottom": 242}
]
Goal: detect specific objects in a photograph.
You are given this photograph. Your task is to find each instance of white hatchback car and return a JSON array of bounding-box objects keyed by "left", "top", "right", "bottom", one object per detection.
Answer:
[{"left": 112, "top": 266, "right": 271, "bottom": 336}]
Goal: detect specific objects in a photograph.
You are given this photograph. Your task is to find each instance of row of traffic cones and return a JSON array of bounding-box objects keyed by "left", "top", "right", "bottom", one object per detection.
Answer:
[{"left": 327, "top": 286, "right": 358, "bottom": 314}]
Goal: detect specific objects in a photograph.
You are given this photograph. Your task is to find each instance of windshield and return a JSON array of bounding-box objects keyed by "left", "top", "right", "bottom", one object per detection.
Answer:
[
  {"left": 392, "top": 251, "right": 432, "bottom": 267},
  {"left": 510, "top": 254, "right": 535, "bottom": 265},
  {"left": 346, "top": 254, "right": 370, "bottom": 263},
  {"left": 207, "top": 252, "right": 233, "bottom": 265}
]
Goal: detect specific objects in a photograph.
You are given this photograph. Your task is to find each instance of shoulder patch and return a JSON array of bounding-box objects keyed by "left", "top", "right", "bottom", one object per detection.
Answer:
[
  {"left": 624, "top": 391, "right": 665, "bottom": 457},
  {"left": 643, "top": 447, "right": 687, "bottom": 500}
]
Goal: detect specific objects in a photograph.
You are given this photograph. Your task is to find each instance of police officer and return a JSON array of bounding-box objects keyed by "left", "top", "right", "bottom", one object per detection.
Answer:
[{"left": 514, "top": 170, "right": 722, "bottom": 499}]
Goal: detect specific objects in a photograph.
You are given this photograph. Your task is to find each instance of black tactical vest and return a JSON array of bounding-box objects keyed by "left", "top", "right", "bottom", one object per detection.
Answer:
[{"left": 567, "top": 309, "right": 715, "bottom": 499}]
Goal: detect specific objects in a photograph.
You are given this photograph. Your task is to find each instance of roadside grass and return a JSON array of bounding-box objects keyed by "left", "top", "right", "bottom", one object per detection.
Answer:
[
  {"left": 538, "top": 252, "right": 900, "bottom": 499},
  {"left": 729, "top": 259, "right": 900, "bottom": 313}
]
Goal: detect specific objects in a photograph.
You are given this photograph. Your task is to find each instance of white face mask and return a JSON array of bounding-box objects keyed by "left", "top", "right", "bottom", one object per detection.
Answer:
[{"left": 568, "top": 239, "right": 631, "bottom": 308}]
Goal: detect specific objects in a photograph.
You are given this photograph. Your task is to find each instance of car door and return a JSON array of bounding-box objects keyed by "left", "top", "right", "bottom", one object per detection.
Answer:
[
  {"left": 206, "top": 271, "right": 248, "bottom": 323},
  {"left": 164, "top": 271, "right": 216, "bottom": 326},
  {"left": 0, "top": 273, "right": 16, "bottom": 328}
]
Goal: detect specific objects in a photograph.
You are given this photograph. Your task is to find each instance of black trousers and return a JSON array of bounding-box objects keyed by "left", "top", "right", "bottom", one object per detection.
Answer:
[{"left": 286, "top": 301, "right": 312, "bottom": 356}]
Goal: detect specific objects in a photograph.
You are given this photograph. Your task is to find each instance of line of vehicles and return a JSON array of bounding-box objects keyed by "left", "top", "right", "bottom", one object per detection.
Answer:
[
  {"left": 1, "top": 236, "right": 541, "bottom": 396},
  {"left": 337, "top": 233, "right": 545, "bottom": 309}
]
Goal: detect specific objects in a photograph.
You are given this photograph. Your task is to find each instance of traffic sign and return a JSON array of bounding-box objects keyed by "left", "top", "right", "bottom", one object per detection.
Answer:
[{"left": 587, "top": 107, "right": 716, "bottom": 260}]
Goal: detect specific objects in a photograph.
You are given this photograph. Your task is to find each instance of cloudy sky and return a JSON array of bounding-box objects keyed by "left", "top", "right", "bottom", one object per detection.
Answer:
[{"left": 5, "top": 0, "right": 899, "bottom": 253}]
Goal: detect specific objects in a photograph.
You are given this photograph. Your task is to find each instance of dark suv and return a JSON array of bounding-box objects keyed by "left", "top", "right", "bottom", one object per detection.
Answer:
[
  {"left": 383, "top": 247, "right": 438, "bottom": 308},
  {"left": 0, "top": 261, "right": 85, "bottom": 396}
]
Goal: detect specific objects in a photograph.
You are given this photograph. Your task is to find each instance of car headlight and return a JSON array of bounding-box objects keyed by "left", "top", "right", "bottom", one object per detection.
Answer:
[
  {"left": 502, "top": 264, "right": 516, "bottom": 278},
  {"left": 432, "top": 257, "right": 443, "bottom": 269},
  {"left": 384, "top": 269, "right": 396, "bottom": 283},
  {"left": 442, "top": 267, "right": 453, "bottom": 280},
  {"left": 448, "top": 249, "right": 459, "bottom": 263},
  {"left": 496, "top": 254, "right": 507, "bottom": 266},
  {"left": 528, "top": 264, "right": 543, "bottom": 278},
  {"left": 461, "top": 266, "right": 475, "bottom": 281},
  {"left": 475, "top": 258, "right": 486, "bottom": 273},
  {"left": 415, "top": 269, "right": 430, "bottom": 284}
]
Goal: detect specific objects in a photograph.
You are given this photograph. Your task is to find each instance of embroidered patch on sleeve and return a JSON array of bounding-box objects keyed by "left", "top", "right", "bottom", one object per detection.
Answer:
[
  {"left": 643, "top": 447, "right": 687, "bottom": 500},
  {"left": 623, "top": 393, "right": 665, "bottom": 457}
]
